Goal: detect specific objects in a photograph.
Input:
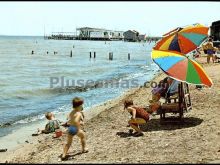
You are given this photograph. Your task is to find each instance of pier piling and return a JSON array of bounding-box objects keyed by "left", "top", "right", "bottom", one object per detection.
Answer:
[
  {"left": 94, "top": 52, "right": 96, "bottom": 58},
  {"left": 90, "top": 52, "right": 92, "bottom": 58},
  {"left": 70, "top": 50, "right": 73, "bottom": 57},
  {"left": 109, "top": 52, "right": 113, "bottom": 60},
  {"left": 128, "top": 53, "right": 130, "bottom": 60},
  {"left": 109, "top": 52, "right": 112, "bottom": 60}
]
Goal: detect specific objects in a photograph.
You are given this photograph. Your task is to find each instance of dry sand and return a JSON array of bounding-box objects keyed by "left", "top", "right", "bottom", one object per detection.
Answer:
[{"left": 0, "top": 57, "right": 220, "bottom": 164}]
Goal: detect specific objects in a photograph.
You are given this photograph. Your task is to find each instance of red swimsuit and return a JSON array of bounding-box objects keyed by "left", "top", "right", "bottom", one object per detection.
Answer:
[{"left": 131, "top": 106, "right": 150, "bottom": 122}]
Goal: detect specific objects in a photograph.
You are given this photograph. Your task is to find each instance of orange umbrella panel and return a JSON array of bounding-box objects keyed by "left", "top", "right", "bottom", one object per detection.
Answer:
[{"left": 153, "top": 24, "right": 209, "bottom": 54}]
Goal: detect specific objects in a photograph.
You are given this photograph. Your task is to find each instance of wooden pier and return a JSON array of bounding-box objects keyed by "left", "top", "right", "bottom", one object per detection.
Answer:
[
  {"left": 44, "top": 27, "right": 161, "bottom": 42},
  {"left": 45, "top": 34, "right": 161, "bottom": 42}
]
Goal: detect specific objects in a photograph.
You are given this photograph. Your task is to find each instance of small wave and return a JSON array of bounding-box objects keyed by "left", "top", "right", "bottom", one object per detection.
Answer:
[
  {"left": 10, "top": 78, "right": 125, "bottom": 98},
  {"left": 3, "top": 104, "right": 71, "bottom": 126},
  {"left": 12, "top": 85, "right": 94, "bottom": 98},
  {"left": 122, "top": 72, "right": 148, "bottom": 81},
  {"left": 0, "top": 72, "right": 156, "bottom": 128},
  {"left": 15, "top": 96, "right": 27, "bottom": 100},
  {"left": 10, "top": 67, "right": 155, "bottom": 98},
  {"left": 13, "top": 114, "right": 45, "bottom": 124},
  {"left": 140, "top": 65, "right": 149, "bottom": 69}
]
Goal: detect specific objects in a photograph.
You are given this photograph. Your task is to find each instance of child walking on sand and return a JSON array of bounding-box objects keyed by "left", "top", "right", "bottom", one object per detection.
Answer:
[{"left": 61, "top": 97, "right": 88, "bottom": 161}]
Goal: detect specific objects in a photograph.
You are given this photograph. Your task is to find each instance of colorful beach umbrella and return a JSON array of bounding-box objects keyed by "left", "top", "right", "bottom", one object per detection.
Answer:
[
  {"left": 151, "top": 50, "right": 213, "bottom": 87},
  {"left": 153, "top": 24, "right": 209, "bottom": 54}
]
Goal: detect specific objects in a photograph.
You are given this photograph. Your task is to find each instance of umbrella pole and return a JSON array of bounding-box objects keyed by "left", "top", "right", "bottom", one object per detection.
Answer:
[{"left": 179, "top": 82, "right": 184, "bottom": 119}]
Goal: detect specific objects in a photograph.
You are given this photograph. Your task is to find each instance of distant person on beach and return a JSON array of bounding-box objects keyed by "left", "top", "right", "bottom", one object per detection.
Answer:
[
  {"left": 34, "top": 112, "right": 60, "bottom": 135},
  {"left": 61, "top": 97, "right": 88, "bottom": 161},
  {"left": 205, "top": 38, "right": 215, "bottom": 63},
  {"left": 202, "top": 44, "right": 207, "bottom": 55},
  {"left": 124, "top": 99, "right": 150, "bottom": 137}
]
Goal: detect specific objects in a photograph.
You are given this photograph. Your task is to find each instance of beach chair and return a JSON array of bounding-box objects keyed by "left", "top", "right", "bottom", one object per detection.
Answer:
[
  {"left": 159, "top": 82, "right": 192, "bottom": 123},
  {"left": 182, "top": 83, "right": 192, "bottom": 112}
]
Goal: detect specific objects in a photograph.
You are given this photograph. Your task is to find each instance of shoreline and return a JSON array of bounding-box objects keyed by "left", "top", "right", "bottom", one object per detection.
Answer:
[
  {"left": 0, "top": 71, "right": 161, "bottom": 153},
  {"left": 0, "top": 57, "right": 220, "bottom": 163}
]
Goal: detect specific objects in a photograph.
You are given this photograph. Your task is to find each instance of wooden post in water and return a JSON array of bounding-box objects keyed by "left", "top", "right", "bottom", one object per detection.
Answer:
[
  {"left": 94, "top": 52, "right": 96, "bottom": 58},
  {"left": 70, "top": 50, "right": 72, "bottom": 57},
  {"left": 128, "top": 53, "right": 130, "bottom": 60},
  {"left": 90, "top": 52, "right": 92, "bottom": 59},
  {"left": 109, "top": 52, "right": 112, "bottom": 60},
  {"left": 111, "top": 52, "right": 113, "bottom": 60}
]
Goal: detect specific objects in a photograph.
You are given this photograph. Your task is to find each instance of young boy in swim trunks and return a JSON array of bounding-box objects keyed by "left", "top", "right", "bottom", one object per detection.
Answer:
[{"left": 61, "top": 97, "right": 88, "bottom": 160}]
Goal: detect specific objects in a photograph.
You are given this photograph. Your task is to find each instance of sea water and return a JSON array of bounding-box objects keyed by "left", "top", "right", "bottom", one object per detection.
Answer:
[{"left": 0, "top": 36, "right": 159, "bottom": 138}]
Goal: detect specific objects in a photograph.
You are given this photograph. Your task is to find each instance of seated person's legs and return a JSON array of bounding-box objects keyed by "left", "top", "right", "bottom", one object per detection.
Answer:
[{"left": 150, "top": 102, "right": 161, "bottom": 113}]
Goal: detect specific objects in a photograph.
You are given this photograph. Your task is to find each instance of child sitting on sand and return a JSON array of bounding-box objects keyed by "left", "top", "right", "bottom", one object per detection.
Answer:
[
  {"left": 61, "top": 97, "right": 88, "bottom": 161},
  {"left": 124, "top": 99, "right": 151, "bottom": 137},
  {"left": 34, "top": 112, "right": 60, "bottom": 135}
]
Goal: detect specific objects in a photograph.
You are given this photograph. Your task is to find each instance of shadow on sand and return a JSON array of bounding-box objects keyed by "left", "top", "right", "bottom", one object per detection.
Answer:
[
  {"left": 116, "top": 131, "right": 133, "bottom": 138},
  {"left": 116, "top": 117, "right": 203, "bottom": 138},
  {"left": 59, "top": 151, "right": 89, "bottom": 160},
  {"left": 140, "top": 117, "right": 203, "bottom": 132}
]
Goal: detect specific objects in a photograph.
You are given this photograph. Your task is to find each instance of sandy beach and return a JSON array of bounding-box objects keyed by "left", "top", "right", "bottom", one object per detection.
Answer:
[{"left": 0, "top": 56, "right": 220, "bottom": 164}]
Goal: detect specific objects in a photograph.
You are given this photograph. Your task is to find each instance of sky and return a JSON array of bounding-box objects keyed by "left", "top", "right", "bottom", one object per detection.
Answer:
[{"left": 0, "top": 1, "right": 220, "bottom": 36}]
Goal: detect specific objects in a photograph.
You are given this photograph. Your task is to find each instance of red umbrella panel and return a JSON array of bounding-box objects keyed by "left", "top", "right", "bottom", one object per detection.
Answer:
[{"left": 153, "top": 24, "right": 209, "bottom": 54}]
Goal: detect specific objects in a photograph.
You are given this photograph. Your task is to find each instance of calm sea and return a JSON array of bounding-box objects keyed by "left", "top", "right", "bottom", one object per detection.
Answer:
[{"left": 0, "top": 36, "right": 159, "bottom": 137}]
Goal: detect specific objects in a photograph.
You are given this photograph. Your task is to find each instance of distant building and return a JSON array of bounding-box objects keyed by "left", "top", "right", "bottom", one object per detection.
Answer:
[
  {"left": 210, "top": 20, "right": 220, "bottom": 41},
  {"left": 76, "top": 27, "right": 124, "bottom": 40},
  {"left": 123, "top": 30, "right": 139, "bottom": 42},
  {"left": 138, "top": 34, "right": 147, "bottom": 41},
  {"left": 111, "top": 31, "right": 124, "bottom": 40}
]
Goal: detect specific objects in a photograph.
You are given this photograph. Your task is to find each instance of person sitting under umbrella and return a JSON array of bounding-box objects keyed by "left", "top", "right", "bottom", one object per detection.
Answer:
[{"left": 166, "top": 77, "right": 180, "bottom": 98}]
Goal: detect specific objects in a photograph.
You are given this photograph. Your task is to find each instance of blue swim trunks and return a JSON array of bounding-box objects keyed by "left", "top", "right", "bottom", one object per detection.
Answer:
[
  {"left": 207, "top": 49, "right": 215, "bottom": 55},
  {"left": 68, "top": 126, "right": 78, "bottom": 135}
]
